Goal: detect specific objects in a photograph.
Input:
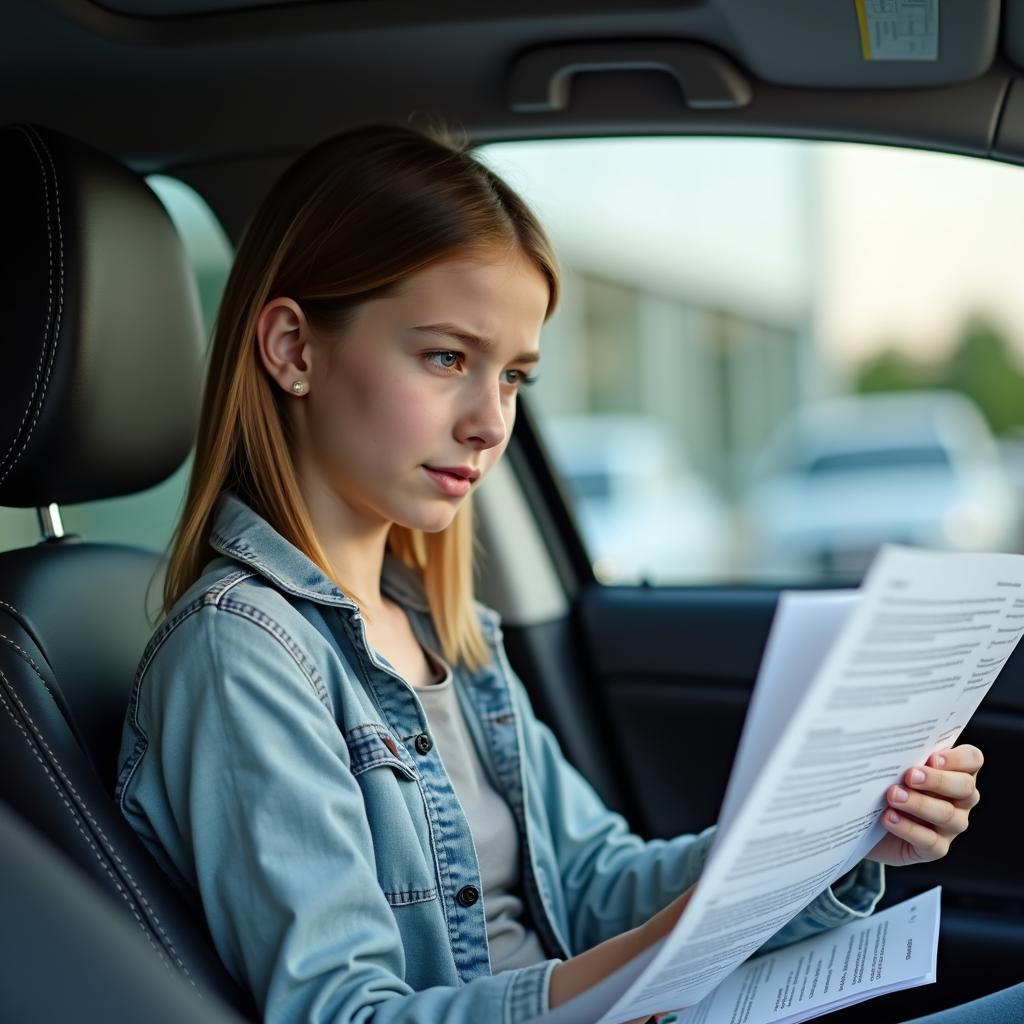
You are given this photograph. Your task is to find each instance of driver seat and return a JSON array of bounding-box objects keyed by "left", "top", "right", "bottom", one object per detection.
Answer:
[{"left": 0, "top": 121, "right": 256, "bottom": 1020}]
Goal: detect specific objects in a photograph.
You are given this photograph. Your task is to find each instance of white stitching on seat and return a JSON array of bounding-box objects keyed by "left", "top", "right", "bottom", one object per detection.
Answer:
[
  {"left": 0, "top": 631, "right": 47, "bottom": 679},
  {"left": 0, "top": 127, "right": 64, "bottom": 485},
  {"left": 0, "top": 663, "right": 197, "bottom": 986},
  {"left": 0, "top": 128, "right": 55, "bottom": 472},
  {"left": 0, "top": 678, "right": 173, "bottom": 973}
]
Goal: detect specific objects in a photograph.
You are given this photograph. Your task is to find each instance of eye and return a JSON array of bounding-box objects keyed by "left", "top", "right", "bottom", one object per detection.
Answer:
[
  {"left": 502, "top": 368, "right": 539, "bottom": 388},
  {"left": 424, "top": 350, "right": 464, "bottom": 373}
]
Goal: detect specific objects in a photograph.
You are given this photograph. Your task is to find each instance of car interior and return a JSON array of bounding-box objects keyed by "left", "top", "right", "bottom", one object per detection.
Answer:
[{"left": 3, "top": 2, "right": 1024, "bottom": 1022}]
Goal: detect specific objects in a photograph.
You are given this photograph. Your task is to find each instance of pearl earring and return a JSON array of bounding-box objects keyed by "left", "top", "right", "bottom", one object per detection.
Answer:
[{"left": 290, "top": 380, "right": 307, "bottom": 394}]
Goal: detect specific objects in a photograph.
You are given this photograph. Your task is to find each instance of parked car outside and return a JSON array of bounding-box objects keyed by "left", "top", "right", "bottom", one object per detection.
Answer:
[
  {"left": 739, "top": 390, "right": 1022, "bottom": 579},
  {"left": 541, "top": 413, "right": 730, "bottom": 583}
]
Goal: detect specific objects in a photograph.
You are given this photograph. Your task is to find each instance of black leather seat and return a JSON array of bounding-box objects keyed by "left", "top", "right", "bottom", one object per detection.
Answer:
[
  {"left": 0, "top": 122, "right": 257, "bottom": 1020},
  {"left": 0, "top": 801, "right": 246, "bottom": 1024}
]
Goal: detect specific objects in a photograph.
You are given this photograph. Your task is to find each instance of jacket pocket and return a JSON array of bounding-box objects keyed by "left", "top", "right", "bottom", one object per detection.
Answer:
[
  {"left": 344, "top": 723, "right": 438, "bottom": 907},
  {"left": 346, "top": 722, "right": 421, "bottom": 781}
]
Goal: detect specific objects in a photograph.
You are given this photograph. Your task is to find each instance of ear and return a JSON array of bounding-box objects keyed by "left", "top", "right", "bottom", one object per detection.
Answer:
[{"left": 256, "top": 297, "right": 316, "bottom": 396}]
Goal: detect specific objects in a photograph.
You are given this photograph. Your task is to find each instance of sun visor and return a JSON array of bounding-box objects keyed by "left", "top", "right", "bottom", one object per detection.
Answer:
[{"left": 712, "top": 0, "right": 999, "bottom": 88}]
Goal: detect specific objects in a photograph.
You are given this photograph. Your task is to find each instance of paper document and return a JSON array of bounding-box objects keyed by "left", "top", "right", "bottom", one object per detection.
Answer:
[
  {"left": 527, "top": 545, "right": 1023, "bottom": 1024},
  {"left": 673, "top": 887, "right": 941, "bottom": 1024}
]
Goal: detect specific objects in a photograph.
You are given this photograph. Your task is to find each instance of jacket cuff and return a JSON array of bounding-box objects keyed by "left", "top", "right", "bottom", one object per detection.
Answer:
[
  {"left": 807, "top": 859, "right": 886, "bottom": 927},
  {"left": 504, "top": 958, "right": 561, "bottom": 1023}
]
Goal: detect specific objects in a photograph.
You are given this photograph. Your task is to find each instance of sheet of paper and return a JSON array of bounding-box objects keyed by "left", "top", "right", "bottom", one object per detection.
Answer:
[
  {"left": 714, "top": 590, "right": 858, "bottom": 843},
  {"left": 671, "top": 887, "right": 941, "bottom": 1024},
  {"left": 593, "top": 544, "right": 1024, "bottom": 1024}
]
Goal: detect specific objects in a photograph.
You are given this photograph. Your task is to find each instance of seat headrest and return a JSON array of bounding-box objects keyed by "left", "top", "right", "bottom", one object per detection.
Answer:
[{"left": 0, "top": 124, "right": 205, "bottom": 508}]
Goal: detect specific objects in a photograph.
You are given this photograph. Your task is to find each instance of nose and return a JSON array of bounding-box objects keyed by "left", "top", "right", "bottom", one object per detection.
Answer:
[{"left": 455, "top": 377, "right": 509, "bottom": 451}]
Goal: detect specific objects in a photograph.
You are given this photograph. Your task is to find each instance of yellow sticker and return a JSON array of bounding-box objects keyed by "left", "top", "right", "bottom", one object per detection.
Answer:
[{"left": 855, "top": 0, "right": 939, "bottom": 61}]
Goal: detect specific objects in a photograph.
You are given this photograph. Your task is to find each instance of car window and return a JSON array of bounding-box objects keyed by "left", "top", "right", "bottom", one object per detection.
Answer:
[
  {"left": 476, "top": 138, "right": 1024, "bottom": 586},
  {"left": 0, "top": 175, "right": 232, "bottom": 554}
]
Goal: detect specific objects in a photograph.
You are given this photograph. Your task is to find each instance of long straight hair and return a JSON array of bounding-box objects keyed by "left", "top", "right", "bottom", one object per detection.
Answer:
[{"left": 161, "top": 122, "right": 560, "bottom": 670}]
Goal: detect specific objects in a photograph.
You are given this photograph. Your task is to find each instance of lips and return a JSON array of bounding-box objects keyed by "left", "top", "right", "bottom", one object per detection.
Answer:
[
  {"left": 423, "top": 466, "right": 478, "bottom": 498},
  {"left": 424, "top": 465, "right": 480, "bottom": 482}
]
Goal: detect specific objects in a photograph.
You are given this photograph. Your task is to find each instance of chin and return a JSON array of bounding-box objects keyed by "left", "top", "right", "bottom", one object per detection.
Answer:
[
  {"left": 419, "top": 509, "right": 461, "bottom": 533},
  {"left": 392, "top": 504, "right": 460, "bottom": 535}
]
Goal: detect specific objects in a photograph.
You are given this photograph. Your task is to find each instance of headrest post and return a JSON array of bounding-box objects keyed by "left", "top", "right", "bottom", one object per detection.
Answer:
[{"left": 36, "top": 503, "right": 65, "bottom": 540}]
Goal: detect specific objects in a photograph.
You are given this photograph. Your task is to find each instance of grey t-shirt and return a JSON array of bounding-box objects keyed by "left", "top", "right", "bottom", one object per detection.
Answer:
[{"left": 413, "top": 649, "right": 549, "bottom": 974}]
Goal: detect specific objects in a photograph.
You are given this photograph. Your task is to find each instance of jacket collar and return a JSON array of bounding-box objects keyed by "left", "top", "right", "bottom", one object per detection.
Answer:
[{"left": 208, "top": 491, "right": 431, "bottom": 613}]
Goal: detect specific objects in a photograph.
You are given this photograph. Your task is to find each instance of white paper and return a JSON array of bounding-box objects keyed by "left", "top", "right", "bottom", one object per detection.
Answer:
[
  {"left": 713, "top": 590, "right": 858, "bottom": 845},
  {"left": 672, "top": 887, "right": 941, "bottom": 1024},
  {"left": 528, "top": 544, "right": 1023, "bottom": 1024},
  {"left": 596, "top": 545, "right": 1024, "bottom": 1022}
]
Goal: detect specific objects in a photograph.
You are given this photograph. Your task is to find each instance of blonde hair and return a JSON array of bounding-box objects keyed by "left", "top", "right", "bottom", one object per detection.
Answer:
[{"left": 161, "top": 122, "right": 560, "bottom": 670}]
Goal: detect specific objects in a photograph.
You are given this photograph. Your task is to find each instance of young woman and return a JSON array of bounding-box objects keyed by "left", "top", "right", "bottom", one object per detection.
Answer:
[{"left": 116, "top": 123, "right": 1000, "bottom": 1024}]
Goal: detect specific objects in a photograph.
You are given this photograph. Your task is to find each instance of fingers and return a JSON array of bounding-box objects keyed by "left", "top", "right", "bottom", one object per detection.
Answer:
[
  {"left": 903, "top": 763, "right": 978, "bottom": 802},
  {"left": 882, "top": 808, "right": 951, "bottom": 862},
  {"left": 926, "top": 745, "right": 984, "bottom": 775},
  {"left": 886, "top": 784, "right": 970, "bottom": 835},
  {"left": 876, "top": 745, "right": 985, "bottom": 867}
]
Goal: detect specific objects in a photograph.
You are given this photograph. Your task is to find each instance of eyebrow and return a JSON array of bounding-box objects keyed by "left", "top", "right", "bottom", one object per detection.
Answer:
[{"left": 413, "top": 323, "right": 541, "bottom": 365}]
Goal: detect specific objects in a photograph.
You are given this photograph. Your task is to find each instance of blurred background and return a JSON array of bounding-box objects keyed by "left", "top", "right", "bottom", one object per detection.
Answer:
[
  {"left": 477, "top": 138, "right": 1024, "bottom": 585},
  {"left": 7, "top": 138, "right": 1024, "bottom": 589}
]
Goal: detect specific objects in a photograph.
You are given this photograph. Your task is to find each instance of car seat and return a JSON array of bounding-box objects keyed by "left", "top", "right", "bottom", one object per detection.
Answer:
[
  {"left": 0, "top": 801, "right": 246, "bottom": 1023},
  {"left": 0, "top": 122, "right": 257, "bottom": 1020}
]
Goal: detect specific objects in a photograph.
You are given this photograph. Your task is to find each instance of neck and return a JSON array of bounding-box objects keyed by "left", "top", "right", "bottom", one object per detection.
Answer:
[{"left": 298, "top": 474, "right": 392, "bottom": 608}]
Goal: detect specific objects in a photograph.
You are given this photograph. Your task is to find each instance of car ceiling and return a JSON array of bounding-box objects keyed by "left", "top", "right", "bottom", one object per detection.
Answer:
[{"left": 7, "top": 0, "right": 1024, "bottom": 238}]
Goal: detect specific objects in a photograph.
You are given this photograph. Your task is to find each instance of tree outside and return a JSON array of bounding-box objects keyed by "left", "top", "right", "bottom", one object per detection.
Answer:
[{"left": 854, "top": 315, "right": 1024, "bottom": 437}]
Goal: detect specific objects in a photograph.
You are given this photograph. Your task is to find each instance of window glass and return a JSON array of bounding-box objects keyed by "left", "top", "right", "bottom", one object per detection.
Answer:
[
  {"left": 476, "top": 139, "right": 1024, "bottom": 584},
  {"left": 0, "top": 175, "right": 232, "bottom": 553}
]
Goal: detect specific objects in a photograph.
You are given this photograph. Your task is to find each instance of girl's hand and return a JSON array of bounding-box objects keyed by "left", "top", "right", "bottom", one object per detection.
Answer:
[{"left": 867, "top": 744, "right": 983, "bottom": 867}]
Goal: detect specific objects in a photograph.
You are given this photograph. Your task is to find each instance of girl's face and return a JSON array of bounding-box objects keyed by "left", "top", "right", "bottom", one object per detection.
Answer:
[{"left": 270, "top": 248, "right": 549, "bottom": 534}]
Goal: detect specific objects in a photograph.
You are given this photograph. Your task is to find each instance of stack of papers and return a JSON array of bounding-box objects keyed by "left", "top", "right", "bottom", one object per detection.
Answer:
[
  {"left": 674, "top": 887, "right": 941, "bottom": 1024},
  {"left": 530, "top": 544, "right": 1024, "bottom": 1024}
]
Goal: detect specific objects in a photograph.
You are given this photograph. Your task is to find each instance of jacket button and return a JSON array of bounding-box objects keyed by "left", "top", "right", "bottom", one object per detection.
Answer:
[
  {"left": 414, "top": 733, "right": 433, "bottom": 755},
  {"left": 456, "top": 885, "right": 479, "bottom": 908}
]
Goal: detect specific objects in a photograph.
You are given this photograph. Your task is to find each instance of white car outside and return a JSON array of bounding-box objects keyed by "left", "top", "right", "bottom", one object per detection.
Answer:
[
  {"left": 540, "top": 413, "right": 730, "bottom": 584},
  {"left": 740, "top": 390, "right": 1022, "bottom": 579}
]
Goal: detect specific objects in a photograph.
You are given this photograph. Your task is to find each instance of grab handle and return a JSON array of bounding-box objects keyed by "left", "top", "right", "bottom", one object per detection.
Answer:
[{"left": 508, "top": 40, "right": 752, "bottom": 113}]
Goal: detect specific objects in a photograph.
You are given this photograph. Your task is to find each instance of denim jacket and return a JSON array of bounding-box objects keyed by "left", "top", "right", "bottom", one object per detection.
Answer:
[{"left": 116, "top": 492, "right": 884, "bottom": 1024}]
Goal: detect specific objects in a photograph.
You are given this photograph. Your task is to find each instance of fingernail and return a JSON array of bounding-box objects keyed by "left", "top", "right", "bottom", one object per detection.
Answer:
[
  {"left": 892, "top": 786, "right": 909, "bottom": 803},
  {"left": 934, "top": 755, "right": 946, "bottom": 768},
  {"left": 888, "top": 810, "right": 901, "bottom": 823},
  {"left": 910, "top": 769, "right": 926, "bottom": 785}
]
